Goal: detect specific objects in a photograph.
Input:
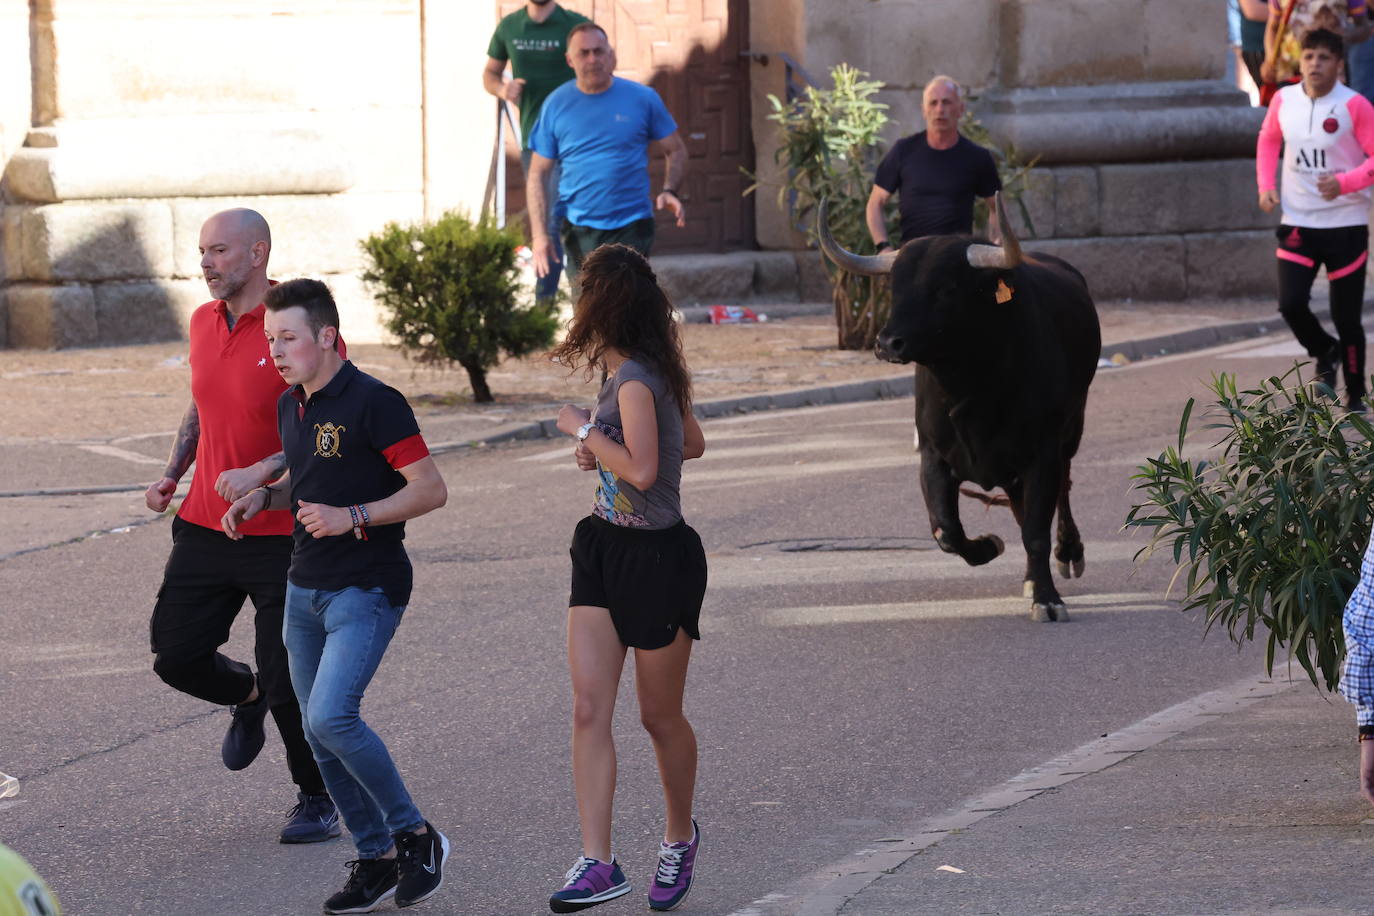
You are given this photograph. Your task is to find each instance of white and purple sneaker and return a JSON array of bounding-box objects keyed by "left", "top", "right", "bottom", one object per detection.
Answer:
[
  {"left": 648, "top": 819, "right": 699, "bottom": 911},
  {"left": 549, "top": 856, "right": 631, "bottom": 913}
]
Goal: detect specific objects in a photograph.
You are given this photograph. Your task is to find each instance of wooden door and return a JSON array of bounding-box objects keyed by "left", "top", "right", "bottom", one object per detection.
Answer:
[{"left": 491, "top": 0, "right": 753, "bottom": 252}]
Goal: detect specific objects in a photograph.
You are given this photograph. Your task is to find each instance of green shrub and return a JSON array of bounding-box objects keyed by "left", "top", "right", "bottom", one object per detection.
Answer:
[
  {"left": 1124, "top": 369, "right": 1374, "bottom": 690},
  {"left": 360, "top": 210, "right": 558, "bottom": 403},
  {"left": 747, "top": 63, "right": 894, "bottom": 350}
]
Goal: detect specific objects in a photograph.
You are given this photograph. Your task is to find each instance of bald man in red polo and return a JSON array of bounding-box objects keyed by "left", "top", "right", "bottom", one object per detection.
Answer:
[{"left": 145, "top": 208, "right": 339, "bottom": 844}]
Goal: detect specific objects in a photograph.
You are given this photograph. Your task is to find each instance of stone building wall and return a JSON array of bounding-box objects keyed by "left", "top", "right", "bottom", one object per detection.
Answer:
[{"left": 0, "top": 0, "right": 499, "bottom": 349}]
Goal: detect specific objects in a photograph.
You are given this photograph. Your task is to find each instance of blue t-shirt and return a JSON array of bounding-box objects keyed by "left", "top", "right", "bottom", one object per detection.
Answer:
[{"left": 529, "top": 77, "right": 678, "bottom": 230}]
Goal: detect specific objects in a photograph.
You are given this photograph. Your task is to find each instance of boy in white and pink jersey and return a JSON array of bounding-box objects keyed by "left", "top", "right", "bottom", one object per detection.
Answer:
[{"left": 1257, "top": 27, "right": 1374, "bottom": 409}]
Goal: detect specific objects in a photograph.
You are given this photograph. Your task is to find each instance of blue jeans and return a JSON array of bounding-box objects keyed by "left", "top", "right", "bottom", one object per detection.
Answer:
[
  {"left": 283, "top": 583, "right": 422, "bottom": 858},
  {"left": 522, "top": 148, "right": 565, "bottom": 300}
]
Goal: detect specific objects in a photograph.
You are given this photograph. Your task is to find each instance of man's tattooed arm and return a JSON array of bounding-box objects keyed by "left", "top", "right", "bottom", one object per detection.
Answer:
[
  {"left": 258, "top": 451, "right": 287, "bottom": 482},
  {"left": 162, "top": 400, "right": 200, "bottom": 481}
]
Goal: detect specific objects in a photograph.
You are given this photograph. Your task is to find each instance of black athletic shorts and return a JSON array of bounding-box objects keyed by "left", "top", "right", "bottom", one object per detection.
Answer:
[{"left": 569, "top": 514, "right": 707, "bottom": 650}]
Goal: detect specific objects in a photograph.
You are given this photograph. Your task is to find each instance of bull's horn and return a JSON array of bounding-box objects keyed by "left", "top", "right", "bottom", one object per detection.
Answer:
[
  {"left": 966, "top": 192, "right": 1023, "bottom": 270},
  {"left": 817, "top": 199, "right": 898, "bottom": 276}
]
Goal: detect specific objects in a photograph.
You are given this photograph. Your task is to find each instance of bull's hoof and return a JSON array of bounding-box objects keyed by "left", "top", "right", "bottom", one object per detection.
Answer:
[
  {"left": 1029, "top": 601, "right": 1070, "bottom": 623},
  {"left": 964, "top": 534, "right": 1005, "bottom": 567},
  {"left": 1056, "top": 556, "right": 1087, "bottom": 579}
]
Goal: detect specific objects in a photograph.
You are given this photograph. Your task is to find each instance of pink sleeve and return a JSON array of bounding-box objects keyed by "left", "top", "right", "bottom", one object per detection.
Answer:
[
  {"left": 1257, "top": 92, "right": 1283, "bottom": 193},
  {"left": 1339, "top": 93, "right": 1374, "bottom": 194}
]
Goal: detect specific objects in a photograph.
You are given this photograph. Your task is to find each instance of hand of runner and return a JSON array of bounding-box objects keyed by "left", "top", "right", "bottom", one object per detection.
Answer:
[
  {"left": 1258, "top": 189, "right": 1280, "bottom": 212},
  {"left": 1317, "top": 173, "right": 1343, "bottom": 201},
  {"left": 557, "top": 404, "right": 591, "bottom": 436},
  {"left": 221, "top": 488, "right": 267, "bottom": 540},
  {"left": 296, "top": 500, "right": 353, "bottom": 539},
  {"left": 504, "top": 78, "right": 525, "bottom": 105},
  {"left": 145, "top": 476, "right": 177, "bottom": 513},
  {"left": 215, "top": 465, "right": 263, "bottom": 502},
  {"left": 575, "top": 443, "right": 597, "bottom": 471}
]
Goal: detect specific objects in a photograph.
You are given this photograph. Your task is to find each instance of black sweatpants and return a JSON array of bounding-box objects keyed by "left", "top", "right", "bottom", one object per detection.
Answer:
[
  {"left": 1276, "top": 223, "right": 1368, "bottom": 400},
  {"left": 150, "top": 517, "right": 324, "bottom": 796}
]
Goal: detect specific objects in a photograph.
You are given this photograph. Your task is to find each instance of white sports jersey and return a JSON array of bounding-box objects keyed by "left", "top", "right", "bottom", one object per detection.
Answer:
[{"left": 1257, "top": 81, "right": 1374, "bottom": 228}]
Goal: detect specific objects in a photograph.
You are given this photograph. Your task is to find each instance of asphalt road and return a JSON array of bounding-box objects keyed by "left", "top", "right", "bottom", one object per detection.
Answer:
[{"left": 0, "top": 334, "right": 1319, "bottom": 915}]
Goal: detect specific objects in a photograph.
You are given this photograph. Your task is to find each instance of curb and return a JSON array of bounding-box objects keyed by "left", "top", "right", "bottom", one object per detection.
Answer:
[
  {"left": 430, "top": 308, "right": 1307, "bottom": 457},
  {"left": 0, "top": 308, "right": 1304, "bottom": 496}
]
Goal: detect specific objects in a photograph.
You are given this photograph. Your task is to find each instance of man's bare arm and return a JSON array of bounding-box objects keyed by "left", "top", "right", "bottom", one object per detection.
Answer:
[
  {"left": 650, "top": 132, "right": 687, "bottom": 194},
  {"left": 146, "top": 400, "right": 199, "bottom": 512},
  {"left": 527, "top": 153, "right": 559, "bottom": 276},
  {"left": 650, "top": 132, "right": 688, "bottom": 227},
  {"left": 484, "top": 57, "right": 524, "bottom": 103},
  {"left": 163, "top": 400, "right": 200, "bottom": 481},
  {"left": 866, "top": 185, "right": 892, "bottom": 247}
]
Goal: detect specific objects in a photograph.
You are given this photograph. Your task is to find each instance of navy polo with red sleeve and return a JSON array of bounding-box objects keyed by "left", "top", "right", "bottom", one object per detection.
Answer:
[{"left": 277, "top": 361, "right": 431, "bottom": 607}]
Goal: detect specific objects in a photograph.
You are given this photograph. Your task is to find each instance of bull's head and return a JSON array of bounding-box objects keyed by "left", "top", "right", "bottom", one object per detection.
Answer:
[{"left": 818, "top": 193, "right": 1022, "bottom": 365}]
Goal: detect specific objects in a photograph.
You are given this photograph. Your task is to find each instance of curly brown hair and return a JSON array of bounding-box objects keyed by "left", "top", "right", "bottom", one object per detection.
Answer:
[{"left": 548, "top": 244, "right": 693, "bottom": 413}]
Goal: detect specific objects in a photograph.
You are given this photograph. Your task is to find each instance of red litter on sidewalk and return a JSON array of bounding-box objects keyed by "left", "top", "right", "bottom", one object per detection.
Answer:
[{"left": 708, "top": 305, "right": 761, "bottom": 324}]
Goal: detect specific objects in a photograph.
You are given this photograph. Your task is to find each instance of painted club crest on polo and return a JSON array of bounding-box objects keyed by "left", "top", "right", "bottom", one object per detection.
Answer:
[{"left": 314, "top": 422, "right": 345, "bottom": 458}]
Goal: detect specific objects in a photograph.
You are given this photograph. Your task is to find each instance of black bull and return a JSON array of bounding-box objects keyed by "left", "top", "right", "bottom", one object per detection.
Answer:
[{"left": 819, "top": 196, "right": 1100, "bottom": 621}]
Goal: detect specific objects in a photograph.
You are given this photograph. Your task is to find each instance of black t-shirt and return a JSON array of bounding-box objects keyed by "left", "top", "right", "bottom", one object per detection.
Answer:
[
  {"left": 873, "top": 132, "right": 1002, "bottom": 241},
  {"left": 278, "top": 361, "right": 426, "bottom": 607}
]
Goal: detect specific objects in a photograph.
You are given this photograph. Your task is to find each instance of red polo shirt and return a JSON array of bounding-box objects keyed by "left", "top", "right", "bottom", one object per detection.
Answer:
[{"left": 178, "top": 300, "right": 294, "bottom": 535}]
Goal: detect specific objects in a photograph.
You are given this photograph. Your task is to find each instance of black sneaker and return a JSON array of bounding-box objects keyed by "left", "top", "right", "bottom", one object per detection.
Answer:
[
  {"left": 280, "top": 791, "right": 342, "bottom": 844},
  {"left": 324, "top": 858, "right": 398, "bottom": 915},
  {"left": 394, "top": 821, "right": 449, "bottom": 908},
  {"left": 1347, "top": 393, "right": 1368, "bottom": 414},
  {"left": 221, "top": 686, "right": 268, "bottom": 771},
  {"left": 1317, "top": 343, "right": 1340, "bottom": 395}
]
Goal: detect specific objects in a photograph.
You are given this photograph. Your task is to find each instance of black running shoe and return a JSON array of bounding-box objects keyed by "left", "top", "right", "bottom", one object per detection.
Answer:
[
  {"left": 221, "top": 688, "right": 268, "bottom": 771},
  {"left": 324, "top": 858, "right": 398, "bottom": 915},
  {"left": 1347, "top": 393, "right": 1368, "bottom": 414},
  {"left": 394, "top": 822, "right": 449, "bottom": 907},
  {"left": 280, "top": 791, "right": 342, "bottom": 844},
  {"left": 1317, "top": 343, "right": 1340, "bottom": 395}
]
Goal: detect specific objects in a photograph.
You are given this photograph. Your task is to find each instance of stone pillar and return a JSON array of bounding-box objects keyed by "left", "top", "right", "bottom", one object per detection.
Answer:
[{"left": 2, "top": 0, "right": 436, "bottom": 349}]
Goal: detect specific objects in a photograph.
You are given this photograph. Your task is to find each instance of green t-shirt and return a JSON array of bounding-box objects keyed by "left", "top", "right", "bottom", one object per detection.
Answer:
[{"left": 487, "top": 5, "right": 590, "bottom": 149}]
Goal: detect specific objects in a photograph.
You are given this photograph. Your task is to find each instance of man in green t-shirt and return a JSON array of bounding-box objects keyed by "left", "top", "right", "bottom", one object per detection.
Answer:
[{"left": 484, "top": 0, "right": 589, "bottom": 301}]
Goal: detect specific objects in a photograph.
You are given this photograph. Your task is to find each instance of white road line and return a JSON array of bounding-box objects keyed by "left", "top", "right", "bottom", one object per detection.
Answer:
[
  {"left": 762, "top": 591, "right": 1173, "bottom": 627},
  {"left": 726, "top": 671, "right": 1293, "bottom": 916},
  {"left": 708, "top": 539, "right": 1157, "bottom": 589},
  {"left": 693, "top": 454, "right": 913, "bottom": 485},
  {"left": 76, "top": 444, "right": 163, "bottom": 466}
]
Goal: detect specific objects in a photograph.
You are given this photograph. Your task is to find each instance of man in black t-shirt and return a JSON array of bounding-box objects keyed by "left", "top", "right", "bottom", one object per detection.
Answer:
[
  {"left": 866, "top": 75, "right": 1002, "bottom": 250},
  {"left": 222, "top": 278, "right": 451, "bottom": 915}
]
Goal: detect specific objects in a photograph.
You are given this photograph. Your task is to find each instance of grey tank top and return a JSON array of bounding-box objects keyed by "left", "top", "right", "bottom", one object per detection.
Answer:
[{"left": 590, "top": 357, "right": 683, "bottom": 529}]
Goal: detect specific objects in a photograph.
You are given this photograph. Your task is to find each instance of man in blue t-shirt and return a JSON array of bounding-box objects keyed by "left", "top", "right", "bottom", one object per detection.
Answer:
[
  {"left": 526, "top": 21, "right": 687, "bottom": 294},
  {"left": 866, "top": 75, "right": 1002, "bottom": 251}
]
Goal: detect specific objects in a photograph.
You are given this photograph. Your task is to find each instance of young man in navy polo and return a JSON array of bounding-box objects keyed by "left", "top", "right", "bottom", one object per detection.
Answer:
[{"left": 222, "top": 278, "right": 450, "bottom": 913}]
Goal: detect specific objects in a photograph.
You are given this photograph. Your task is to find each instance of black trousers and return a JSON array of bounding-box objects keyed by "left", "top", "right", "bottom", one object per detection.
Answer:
[
  {"left": 1276, "top": 223, "right": 1368, "bottom": 399},
  {"left": 150, "top": 517, "right": 324, "bottom": 795},
  {"left": 561, "top": 216, "right": 656, "bottom": 300}
]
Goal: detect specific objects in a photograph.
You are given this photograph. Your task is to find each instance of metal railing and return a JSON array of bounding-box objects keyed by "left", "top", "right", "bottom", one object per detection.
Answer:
[{"left": 482, "top": 98, "right": 520, "bottom": 229}]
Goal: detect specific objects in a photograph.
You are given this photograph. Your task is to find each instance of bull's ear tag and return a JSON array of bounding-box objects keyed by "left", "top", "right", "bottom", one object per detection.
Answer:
[{"left": 995, "top": 278, "right": 1014, "bottom": 304}]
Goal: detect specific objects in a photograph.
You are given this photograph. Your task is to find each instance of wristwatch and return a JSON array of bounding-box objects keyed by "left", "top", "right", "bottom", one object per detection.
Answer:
[{"left": 576, "top": 422, "right": 595, "bottom": 441}]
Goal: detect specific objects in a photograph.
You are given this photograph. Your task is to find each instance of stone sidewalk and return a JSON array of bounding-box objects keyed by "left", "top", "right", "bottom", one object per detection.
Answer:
[{"left": 779, "top": 677, "right": 1369, "bottom": 916}]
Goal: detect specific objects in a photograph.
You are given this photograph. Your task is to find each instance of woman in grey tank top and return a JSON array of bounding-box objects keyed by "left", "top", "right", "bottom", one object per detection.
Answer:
[{"left": 546, "top": 244, "right": 708, "bottom": 913}]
